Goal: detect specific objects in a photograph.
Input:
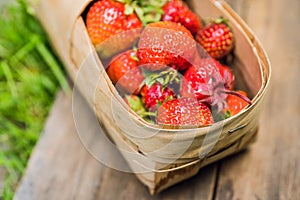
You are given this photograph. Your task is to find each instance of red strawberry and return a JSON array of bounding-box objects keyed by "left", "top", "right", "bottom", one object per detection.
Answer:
[
  {"left": 162, "top": 0, "right": 203, "bottom": 34},
  {"left": 180, "top": 65, "right": 210, "bottom": 100},
  {"left": 157, "top": 97, "right": 214, "bottom": 126},
  {"left": 224, "top": 90, "right": 249, "bottom": 116},
  {"left": 215, "top": 62, "right": 235, "bottom": 90},
  {"left": 180, "top": 59, "right": 217, "bottom": 100},
  {"left": 180, "top": 58, "right": 235, "bottom": 99},
  {"left": 107, "top": 50, "right": 144, "bottom": 94},
  {"left": 86, "top": 0, "right": 142, "bottom": 46},
  {"left": 141, "top": 83, "right": 176, "bottom": 111},
  {"left": 196, "top": 19, "right": 234, "bottom": 59},
  {"left": 180, "top": 58, "right": 244, "bottom": 113},
  {"left": 137, "top": 21, "right": 196, "bottom": 71}
]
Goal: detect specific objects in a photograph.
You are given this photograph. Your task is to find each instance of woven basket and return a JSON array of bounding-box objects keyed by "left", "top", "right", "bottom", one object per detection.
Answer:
[{"left": 32, "top": 0, "right": 271, "bottom": 194}]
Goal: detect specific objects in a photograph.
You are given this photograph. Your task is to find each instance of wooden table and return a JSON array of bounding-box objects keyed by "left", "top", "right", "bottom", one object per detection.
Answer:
[{"left": 14, "top": 0, "right": 300, "bottom": 199}]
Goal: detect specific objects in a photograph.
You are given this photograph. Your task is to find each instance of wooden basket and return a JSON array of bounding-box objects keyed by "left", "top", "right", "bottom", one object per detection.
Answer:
[{"left": 32, "top": 0, "right": 271, "bottom": 194}]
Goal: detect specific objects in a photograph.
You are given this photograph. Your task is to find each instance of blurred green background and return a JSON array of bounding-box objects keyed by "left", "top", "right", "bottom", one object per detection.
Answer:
[{"left": 0, "top": 0, "right": 69, "bottom": 199}]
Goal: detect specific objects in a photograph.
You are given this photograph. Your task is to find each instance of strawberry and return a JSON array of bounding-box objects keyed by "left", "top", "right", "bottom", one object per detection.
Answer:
[
  {"left": 196, "top": 19, "right": 234, "bottom": 59},
  {"left": 215, "top": 62, "right": 235, "bottom": 90},
  {"left": 180, "top": 64, "right": 211, "bottom": 100},
  {"left": 180, "top": 60, "right": 217, "bottom": 100},
  {"left": 137, "top": 21, "right": 196, "bottom": 71},
  {"left": 141, "top": 83, "right": 176, "bottom": 111},
  {"left": 157, "top": 97, "right": 214, "bottom": 126},
  {"left": 107, "top": 50, "right": 144, "bottom": 94},
  {"left": 86, "top": 0, "right": 142, "bottom": 46},
  {"left": 180, "top": 58, "right": 235, "bottom": 99},
  {"left": 162, "top": 0, "right": 203, "bottom": 34},
  {"left": 224, "top": 90, "right": 249, "bottom": 116},
  {"left": 180, "top": 58, "right": 249, "bottom": 113}
]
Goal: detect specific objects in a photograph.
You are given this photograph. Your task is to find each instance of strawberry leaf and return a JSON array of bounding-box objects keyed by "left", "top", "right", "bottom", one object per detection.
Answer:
[
  {"left": 225, "top": 110, "right": 231, "bottom": 118},
  {"left": 124, "top": 4, "right": 134, "bottom": 15},
  {"left": 115, "top": 0, "right": 126, "bottom": 3},
  {"left": 125, "top": 95, "right": 146, "bottom": 115},
  {"left": 144, "top": 76, "right": 155, "bottom": 87},
  {"left": 125, "top": 95, "right": 157, "bottom": 123},
  {"left": 133, "top": 6, "right": 145, "bottom": 24},
  {"left": 156, "top": 77, "right": 164, "bottom": 85}
]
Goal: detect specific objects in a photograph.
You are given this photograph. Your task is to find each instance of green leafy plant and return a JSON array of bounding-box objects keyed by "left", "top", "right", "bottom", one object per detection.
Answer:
[{"left": 0, "top": 0, "right": 69, "bottom": 199}]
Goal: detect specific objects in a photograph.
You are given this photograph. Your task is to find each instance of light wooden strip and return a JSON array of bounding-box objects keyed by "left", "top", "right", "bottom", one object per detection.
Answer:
[
  {"left": 215, "top": 0, "right": 300, "bottom": 199},
  {"left": 14, "top": 91, "right": 218, "bottom": 199}
]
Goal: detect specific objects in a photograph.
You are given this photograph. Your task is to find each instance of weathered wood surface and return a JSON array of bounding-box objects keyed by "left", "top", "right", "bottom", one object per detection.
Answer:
[
  {"left": 14, "top": 91, "right": 218, "bottom": 200},
  {"left": 14, "top": 0, "right": 300, "bottom": 199},
  {"left": 216, "top": 0, "right": 300, "bottom": 199}
]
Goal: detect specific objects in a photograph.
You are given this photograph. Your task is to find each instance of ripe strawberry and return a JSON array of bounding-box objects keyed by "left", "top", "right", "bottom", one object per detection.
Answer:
[
  {"left": 180, "top": 60, "right": 216, "bottom": 100},
  {"left": 107, "top": 50, "right": 144, "bottom": 94},
  {"left": 215, "top": 62, "right": 235, "bottom": 90},
  {"left": 162, "top": 0, "right": 203, "bottom": 34},
  {"left": 137, "top": 21, "right": 196, "bottom": 71},
  {"left": 180, "top": 58, "right": 234, "bottom": 99},
  {"left": 141, "top": 83, "right": 176, "bottom": 111},
  {"left": 180, "top": 57, "right": 246, "bottom": 113},
  {"left": 196, "top": 19, "right": 234, "bottom": 59},
  {"left": 157, "top": 97, "right": 214, "bottom": 126},
  {"left": 86, "top": 0, "right": 142, "bottom": 46},
  {"left": 180, "top": 65, "right": 210, "bottom": 100},
  {"left": 224, "top": 90, "right": 249, "bottom": 116}
]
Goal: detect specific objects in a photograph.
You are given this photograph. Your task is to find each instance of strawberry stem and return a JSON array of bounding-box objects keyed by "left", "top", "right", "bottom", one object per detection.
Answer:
[{"left": 222, "top": 89, "right": 252, "bottom": 105}]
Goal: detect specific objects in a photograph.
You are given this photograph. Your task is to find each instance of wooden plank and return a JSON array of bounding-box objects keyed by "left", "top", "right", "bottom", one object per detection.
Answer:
[
  {"left": 215, "top": 0, "right": 300, "bottom": 199},
  {"left": 14, "top": 0, "right": 299, "bottom": 199},
  {"left": 14, "top": 91, "right": 217, "bottom": 199},
  {"left": 14, "top": 91, "right": 105, "bottom": 200}
]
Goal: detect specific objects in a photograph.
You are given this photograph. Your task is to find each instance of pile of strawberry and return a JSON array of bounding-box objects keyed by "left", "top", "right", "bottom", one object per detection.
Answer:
[{"left": 85, "top": 0, "right": 251, "bottom": 127}]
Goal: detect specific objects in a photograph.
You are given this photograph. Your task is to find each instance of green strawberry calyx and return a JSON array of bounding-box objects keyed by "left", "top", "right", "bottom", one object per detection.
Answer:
[
  {"left": 142, "top": 67, "right": 181, "bottom": 88},
  {"left": 124, "top": 95, "right": 156, "bottom": 120},
  {"left": 214, "top": 17, "right": 232, "bottom": 30},
  {"left": 116, "top": 0, "right": 168, "bottom": 26}
]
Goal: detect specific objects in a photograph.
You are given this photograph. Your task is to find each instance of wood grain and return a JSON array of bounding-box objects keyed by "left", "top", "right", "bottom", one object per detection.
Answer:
[
  {"left": 216, "top": 0, "right": 300, "bottom": 199},
  {"left": 14, "top": 91, "right": 217, "bottom": 200},
  {"left": 14, "top": 0, "right": 300, "bottom": 199}
]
